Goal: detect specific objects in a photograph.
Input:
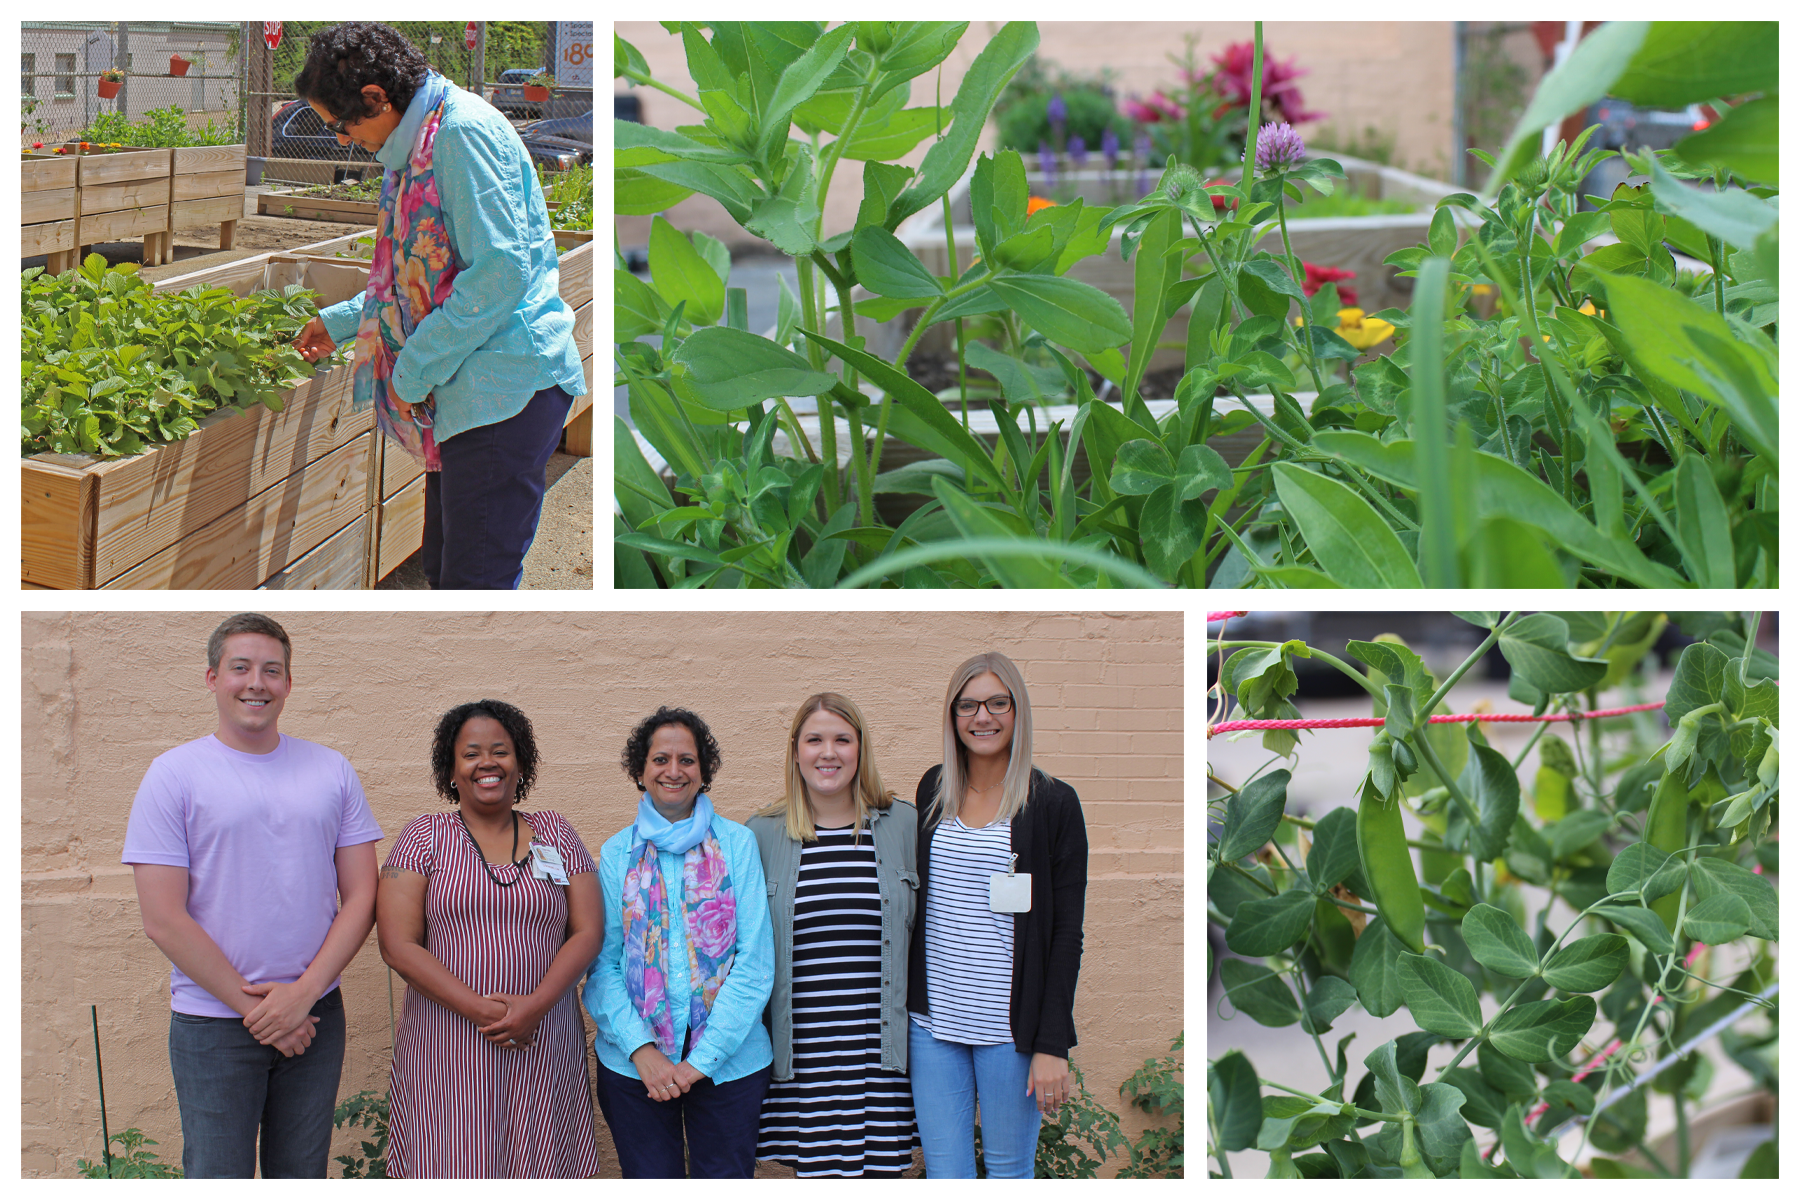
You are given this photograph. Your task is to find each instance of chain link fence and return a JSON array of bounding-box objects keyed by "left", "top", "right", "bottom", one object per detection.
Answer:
[{"left": 23, "top": 21, "right": 589, "bottom": 186}]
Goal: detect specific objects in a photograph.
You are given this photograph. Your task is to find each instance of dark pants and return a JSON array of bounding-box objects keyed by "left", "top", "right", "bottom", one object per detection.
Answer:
[
  {"left": 596, "top": 1061, "right": 771, "bottom": 1178},
  {"left": 423, "top": 384, "right": 571, "bottom": 589},
  {"left": 166, "top": 989, "right": 346, "bottom": 1178}
]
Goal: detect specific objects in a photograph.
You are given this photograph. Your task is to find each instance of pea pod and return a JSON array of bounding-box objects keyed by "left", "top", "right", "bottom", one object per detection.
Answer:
[
  {"left": 1644, "top": 770, "right": 1690, "bottom": 934},
  {"left": 1356, "top": 778, "right": 1426, "bottom": 954}
]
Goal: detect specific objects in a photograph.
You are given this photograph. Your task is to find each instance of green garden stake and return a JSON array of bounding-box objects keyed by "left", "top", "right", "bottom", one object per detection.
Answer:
[
  {"left": 92, "top": 1004, "right": 112, "bottom": 1177},
  {"left": 726, "top": 287, "right": 748, "bottom": 332}
]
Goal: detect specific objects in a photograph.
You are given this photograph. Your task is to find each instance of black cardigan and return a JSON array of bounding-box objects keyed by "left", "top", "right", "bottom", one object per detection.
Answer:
[{"left": 907, "top": 765, "right": 1088, "bottom": 1058}]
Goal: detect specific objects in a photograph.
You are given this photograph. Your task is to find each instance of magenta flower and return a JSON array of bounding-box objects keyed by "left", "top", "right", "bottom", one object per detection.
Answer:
[
  {"left": 1123, "top": 90, "right": 1184, "bottom": 124},
  {"left": 1256, "top": 122, "right": 1306, "bottom": 172},
  {"left": 1210, "top": 41, "right": 1327, "bottom": 126}
]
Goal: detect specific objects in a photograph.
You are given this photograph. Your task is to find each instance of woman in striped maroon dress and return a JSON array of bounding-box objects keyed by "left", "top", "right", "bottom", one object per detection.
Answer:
[{"left": 376, "top": 699, "right": 603, "bottom": 1177}]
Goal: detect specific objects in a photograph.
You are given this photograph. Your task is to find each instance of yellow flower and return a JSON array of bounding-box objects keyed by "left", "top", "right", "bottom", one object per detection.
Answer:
[
  {"left": 1472, "top": 284, "right": 1494, "bottom": 296},
  {"left": 1578, "top": 299, "right": 1605, "bottom": 318},
  {"left": 1334, "top": 307, "right": 1393, "bottom": 351}
]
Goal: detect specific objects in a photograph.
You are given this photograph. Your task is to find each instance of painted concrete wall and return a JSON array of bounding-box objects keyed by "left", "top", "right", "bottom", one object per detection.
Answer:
[
  {"left": 21, "top": 610, "right": 1182, "bottom": 1177},
  {"left": 616, "top": 20, "right": 1458, "bottom": 252}
]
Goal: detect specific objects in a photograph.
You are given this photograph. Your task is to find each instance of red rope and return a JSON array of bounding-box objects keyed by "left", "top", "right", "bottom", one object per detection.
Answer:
[{"left": 1208, "top": 702, "right": 1666, "bottom": 738}]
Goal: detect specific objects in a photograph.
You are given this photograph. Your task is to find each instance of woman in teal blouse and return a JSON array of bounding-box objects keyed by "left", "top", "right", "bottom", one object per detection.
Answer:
[{"left": 289, "top": 22, "right": 586, "bottom": 590}]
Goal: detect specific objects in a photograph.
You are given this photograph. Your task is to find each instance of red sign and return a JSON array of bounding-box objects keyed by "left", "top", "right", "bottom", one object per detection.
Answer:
[
  {"left": 465, "top": 22, "right": 478, "bottom": 51},
  {"left": 263, "top": 22, "right": 282, "bottom": 51}
]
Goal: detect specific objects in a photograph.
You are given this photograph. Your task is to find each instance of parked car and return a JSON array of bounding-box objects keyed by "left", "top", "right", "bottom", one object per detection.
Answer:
[
  {"left": 490, "top": 68, "right": 545, "bottom": 119},
  {"left": 518, "top": 113, "right": 591, "bottom": 147},
  {"left": 270, "top": 99, "right": 379, "bottom": 177}
]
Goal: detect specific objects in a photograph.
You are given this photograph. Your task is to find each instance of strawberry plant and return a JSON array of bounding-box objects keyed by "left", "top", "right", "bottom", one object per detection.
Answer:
[{"left": 22, "top": 254, "right": 331, "bottom": 459}]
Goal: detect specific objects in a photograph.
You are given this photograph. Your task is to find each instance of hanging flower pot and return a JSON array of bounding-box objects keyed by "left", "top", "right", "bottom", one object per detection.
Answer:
[
  {"left": 97, "top": 68, "right": 124, "bottom": 98},
  {"left": 522, "top": 85, "right": 550, "bottom": 102},
  {"left": 169, "top": 55, "right": 191, "bottom": 77},
  {"left": 523, "top": 71, "right": 554, "bottom": 103}
]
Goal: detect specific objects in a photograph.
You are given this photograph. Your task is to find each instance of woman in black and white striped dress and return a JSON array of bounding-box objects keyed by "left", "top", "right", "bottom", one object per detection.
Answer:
[
  {"left": 907, "top": 652, "right": 1089, "bottom": 1179},
  {"left": 749, "top": 693, "right": 919, "bottom": 1176}
]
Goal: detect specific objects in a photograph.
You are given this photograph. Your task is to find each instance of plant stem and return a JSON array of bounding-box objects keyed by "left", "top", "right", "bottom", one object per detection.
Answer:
[
  {"left": 1420, "top": 618, "right": 1510, "bottom": 716},
  {"left": 1274, "top": 192, "right": 1327, "bottom": 395},
  {"left": 621, "top": 68, "right": 704, "bottom": 112},
  {"left": 795, "top": 255, "right": 841, "bottom": 509},
  {"left": 822, "top": 257, "right": 873, "bottom": 525}
]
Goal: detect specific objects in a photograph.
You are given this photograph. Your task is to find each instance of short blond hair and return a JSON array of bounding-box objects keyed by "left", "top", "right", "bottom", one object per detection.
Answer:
[{"left": 759, "top": 693, "right": 894, "bottom": 842}]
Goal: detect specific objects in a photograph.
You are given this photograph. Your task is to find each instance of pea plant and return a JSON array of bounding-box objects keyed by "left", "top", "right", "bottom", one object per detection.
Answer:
[
  {"left": 616, "top": 21, "right": 1773, "bottom": 588},
  {"left": 22, "top": 255, "right": 326, "bottom": 458},
  {"left": 1207, "top": 611, "right": 1777, "bottom": 1179}
]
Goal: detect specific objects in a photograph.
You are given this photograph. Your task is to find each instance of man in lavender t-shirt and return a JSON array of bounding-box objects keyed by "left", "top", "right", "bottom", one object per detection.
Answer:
[{"left": 122, "top": 614, "right": 382, "bottom": 1178}]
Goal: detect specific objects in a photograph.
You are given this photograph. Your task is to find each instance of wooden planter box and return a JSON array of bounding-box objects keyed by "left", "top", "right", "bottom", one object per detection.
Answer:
[
  {"left": 168, "top": 144, "right": 246, "bottom": 256},
  {"left": 21, "top": 251, "right": 374, "bottom": 589},
  {"left": 58, "top": 144, "right": 174, "bottom": 266},
  {"left": 257, "top": 187, "right": 381, "bottom": 224},
  {"left": 900, "top": 152, "right": 1459, "bottom": 370},
  {"left": 22, "top": 153, "right": 79, "bottom": 273}
]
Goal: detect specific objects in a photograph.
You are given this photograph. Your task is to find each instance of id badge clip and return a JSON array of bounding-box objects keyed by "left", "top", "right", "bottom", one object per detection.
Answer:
[
  {"left": 989, "top": 853, "right": 1031, "bottom": 913},
  {"left": 529, "top": 841, "right": 570, "bottom": 885}
]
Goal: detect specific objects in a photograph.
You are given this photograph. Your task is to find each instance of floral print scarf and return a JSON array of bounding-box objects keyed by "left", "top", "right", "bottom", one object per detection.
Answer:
[
  {"left": 622, "top": 794, "right": 738, "bottom": 1058},
  {"left": 351, "top": 73, "right": 457, "bottom": 470}
]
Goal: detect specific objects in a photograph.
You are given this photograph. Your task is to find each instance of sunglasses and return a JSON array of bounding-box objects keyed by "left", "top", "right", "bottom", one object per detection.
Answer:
[{"left": 322, "top": 114, "right": 357, "bottom": 136}]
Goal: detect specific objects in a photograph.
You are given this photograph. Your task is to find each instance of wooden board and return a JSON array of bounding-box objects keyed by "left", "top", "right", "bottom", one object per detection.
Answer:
[
  {"left": 22, "top": 186, "right": 75, "bottom": 224},
  {"left": 20, "top": 457, "right": 96, "bottom": 590},
  {"left": 78, "top": 176, "right": 170, "bottom": 215},
  {"left": 171, "top": 195, "right": 245, "bottom": 227},
  {"left": 256, "top": 190, "right": 381, "bottom": 224},
  {"left": 22, "top": 219, "right": 76, "bottom": 258},
  {"left": 22, "top": 156, "right": 77, "bottom": 190},
  {"left": 557, "top": 240, "right": 592, "bottom": 310},
  {"left": 373, "top": 473, "right": 427, "bottom": 582},
  {"left": 72, "top": 148, "right": 170, "bottom": 187},
  {"left": 570, "top": 299, "right": 591, "bottom": 354},
  {"left": 172, "top": 145, "right": 246, "bottom": 176},
  {"left": 77, "top": 204, "right": 169, "bottom": 245},
  {"left": 379, "top": 436, "right": 427, "bottom": 502},
  {"left": 173, "top": 169, "right": 243, "bottom": 203},
  {"left": 101, "top": 433, "right": 373, "bottom": 590},
  {"left": 260, "top": 511, "right": 369, "bottom": 590}
]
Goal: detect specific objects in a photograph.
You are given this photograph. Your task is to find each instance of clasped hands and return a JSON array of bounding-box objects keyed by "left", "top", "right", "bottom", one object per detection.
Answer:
[
  {"left": 630, "top": 1044, "right": 707, "bottom": 1102},
  {"left": 240, "top": 979, "right": 321, "bottom": 1058},
  {"left": 476, "top": 992, "right": 544, "bottom": 1049}
]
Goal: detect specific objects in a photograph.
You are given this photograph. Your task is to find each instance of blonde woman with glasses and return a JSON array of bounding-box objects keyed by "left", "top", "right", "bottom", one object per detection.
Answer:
[
  {"left": 906, "top": 653, "right": 1089, "bottom": 1178},
  {"left": 749, "top": 694, "right": 920, "bottom": 1176}
]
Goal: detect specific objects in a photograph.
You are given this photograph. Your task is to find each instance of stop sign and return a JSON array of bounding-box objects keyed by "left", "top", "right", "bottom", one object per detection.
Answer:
[
  {"left": 465, "top": 22, "right": 477, "bottom": 51},
  {"left": 263, "top": 22, "right": 282, "bottom": 51}
]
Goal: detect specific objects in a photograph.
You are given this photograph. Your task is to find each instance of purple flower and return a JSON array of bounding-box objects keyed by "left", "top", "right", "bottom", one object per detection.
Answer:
[
  {"left": 1068, "top": 135, "right": 1088, "bottom": 168},
  {"left": 1255, "top": 122, "right": 1306, "bottom": 172},
  {"left": 1047, "top": 91, "right": 1067, "bottom": 132},
  {"left": 1134, "top": 131, "right": 1154, "bottom": 195},
  {"left": 1101, "top": 126, "right": 1120, "bottom": 169},
  {"left": 1039, "top": 139, "right": 1057, "bottom": 185}
]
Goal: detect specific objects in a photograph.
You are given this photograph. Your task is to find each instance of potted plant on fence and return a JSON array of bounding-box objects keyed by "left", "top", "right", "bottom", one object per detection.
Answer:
[
  {"left": 523, "top": 71, "right": 554, "bottom": 102},
  {"left": 96, "top": 67, "right": 125, "bottom": 99},
  {"left": 169, "top": 54, "right": 191, "bottom": 77}
]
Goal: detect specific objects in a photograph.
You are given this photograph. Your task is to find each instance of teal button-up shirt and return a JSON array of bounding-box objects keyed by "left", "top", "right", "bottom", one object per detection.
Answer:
[
  {"left": 582, "top": 814, "right": 775, "bottom": 1085},
  {"left": 318, "top": 72, "right": 586, "bottom": 443}
]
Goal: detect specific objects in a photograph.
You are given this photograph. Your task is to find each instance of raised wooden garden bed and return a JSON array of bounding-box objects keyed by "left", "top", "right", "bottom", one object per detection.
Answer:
[
  {"left": 57, "top": 144, "right": 173, "bottom": 266},
  {"left": 168, "top": 144, "right": 246, "bottom": 256},
  {"left": 22, "top": 153, "right": 79, "bottom": 274},
  {"left": 257, "top": 188, "right": 381, "bottom": 224}
]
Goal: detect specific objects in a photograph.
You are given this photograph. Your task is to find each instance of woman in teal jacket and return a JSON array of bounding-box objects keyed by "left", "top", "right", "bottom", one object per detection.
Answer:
[{"left": 290, "top": 22, "right": 586, "bottom": 589}]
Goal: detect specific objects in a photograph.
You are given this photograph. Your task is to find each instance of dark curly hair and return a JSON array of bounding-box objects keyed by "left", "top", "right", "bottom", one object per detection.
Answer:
[
  {"left": 292, "top": 22, "right": 432, "bottom": 125},
  {"left": 432, "top": 700, "right": 539, "bottom": 804},
  {"left": 621, "top": 707, "right": 722, "bottom": 791}
]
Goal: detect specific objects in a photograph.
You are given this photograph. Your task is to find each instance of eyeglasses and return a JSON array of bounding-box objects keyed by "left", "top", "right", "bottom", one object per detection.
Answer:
[
  {"left": 953, "top": 694, "right": 1013, "bottom": 717},
  {"left": 323, "top": 114, "right": 355, "bottom": 135}
]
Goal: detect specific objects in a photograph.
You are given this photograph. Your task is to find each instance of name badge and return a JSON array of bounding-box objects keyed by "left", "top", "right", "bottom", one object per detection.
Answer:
[
  {"left": 989, "top": 853, "right": 1031, "bottom": 913},
  {"left": 529, "top": 842, "right": 570, "bottom": 885}
]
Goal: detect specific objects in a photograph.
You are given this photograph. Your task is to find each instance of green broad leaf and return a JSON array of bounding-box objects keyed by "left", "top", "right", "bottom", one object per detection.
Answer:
[
  {"left": 1609, "top": 22, "right": 1778, "bottom": 108},
  {"left": 1440, "top": 1068, "right": 1509, "bottom": 1131},
  {"left": 1487, "top": 995, "right": 1596, "bottom": 1063},
  {"left": 614, "top": 118, "right": 754, "bottom": 164},
  {"left": 988, "top": 274, "right": 1131, "bottom": 355},
  {"left": 849, "top": 226, "right": 944, "bottom": 299},
  {"left": 888, "top": 22, "right": 1038, "bottom": 227},
  {"left": 1301, "top": 976, "right": 1361, "bottom": 1037},
  {"left": 1219, "top": 769, "right": 1290, "bottom": 862},
  {"left": 1125, "top": 207, "right": 1181, "bottom": 406},
  {"left": 1553, "top": 210, "right": 1615, "bottom": 259},
  {"left": 1498, "top": 613, "right": 1608, "bottom": 694},
  {"left": 854, "top": 160, "right": 916, "bottom": 232},
  {"left": 1663, "top": 641, "right": 1729, "bottom": 725},
  {"left": 613, "top": 416, "right": 673, "bottom": 533},
  {"left": 616, "top": 532, "right": 727, "bottom": 566},
  {"left": 614, "top": 269, "right": 670, "bottom": 340},
  {"left": 799, "top": 329, "right": 1005, "bottom": 489},
  {"left": 990, "top": 223, "right": 1056, "bottom": 272},
  {"left": 866, "top": 21, "right": 969, "bottom": 102},
  {"left": 1592, "top": 904, "right": 1676, "bottom": 955},
  {"left": 1349, "top": 918, "right": 1408, "bottom": 1018},
  {"left": 1672, "top": 455, "right": 1735, "bottom": 589},
  {"left": 753, "top": 23, "right": 854, "bottom": 160},
  {"left": 1177, "top": 443, "right": 1233, "bottom": 502},
  {"left": 1688, "top": 857, "right": 1777, "bottom": 939},
  {"left": 1240, "top": 258, "right": 1309, "bottom": 303},
  {"left": 927, "top": 480, "right": 1069, "bottom": 588},
  {"left": 631, "top": 156, "right": 762, "bottom": 225},
  {"left": 1451, "top": 744, "right": 1521, "bottom": 864},
  {"left": 1540, "top": 934, "right": 1629, "bottom": 992},
  {"left": 1413, "top": 1082, "right": 1475, "bottom": 1175},
  {"left": 1499, "top": 1102, "right": 1580, "bottom": 1178},
  {"left": 1271, "top": 463, "right": 1423, "bottom": 588},
  {"left": 1312, "top": 431, "right": 1684, "bottom": 589},
  {"left": 744, "top": 144, "right": 822, "bottom": 256},
  {"left": 1478, "top": 1041, "right": 1538, "bottom": 1102},
  {"left": 1138, "top": 481, "right": 1208, "bottom": 583},
  {"left": 1396, "top": 952, "right": 1484, "bottom": 1038},
  {"left": 871, "top": 457, "right": 963, "bottom": 496},
  {"left": 1428, "top": 207, "right": 1458, "bottom": 258},
  {"left": 1645, "top": 151, "right": 1777, "bottom": 250},
  {"left": 1491, "top": 22, "right": 1649, "bottom": 191},
  {"left": 1226, "top": 887, "right": 1318, "bottom": 957},
  {"left": 614, "top": 167, "right": 699, "bottom": 216},
  {"left": 1110, "top": 438, "right": 1175, "bottom": 496},
  {"left": 961, "top": 341, "right": 1061, "bottom": 403},
  {"left": 648, "top": 216, "right": 726, "bottom": 328},
  {"left": 672, "top": 326, "right": 839, "bottom": 407},
  {"left": 1674, "top": 96, "right": 1776, "bottom": 185},
  {"left": 1219, "top": 958, "right": 1302, "bottom": 1028},
  {"left": 1679, "top": 893, "right": 1752, "bottom": 944},
  {"left": 1606, "top": 842, "right": 1686, "bottom": 903},
  {"left": 627, "top": 376, "right": 708, "bottom": 481},
  {"left": 1465, "top": 516, "right": 1570, "bottom": 587},
  {"left": 1462, "top": 904, "right": 1540, "bottom": 979},
  {"left": 1547, "top": 809, "right": 1612, "bottom": 859},
  {"left": 1209, "top": 1051, "right": 1264, "bottom": 1152},
  {"left": 1306, "top": 806, "right": 1360, "bottom": 893}
]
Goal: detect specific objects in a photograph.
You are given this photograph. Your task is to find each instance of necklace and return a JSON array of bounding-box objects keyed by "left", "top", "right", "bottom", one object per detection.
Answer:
[{"left": 457, "top": 809, "right": 528, "bottom": 887}]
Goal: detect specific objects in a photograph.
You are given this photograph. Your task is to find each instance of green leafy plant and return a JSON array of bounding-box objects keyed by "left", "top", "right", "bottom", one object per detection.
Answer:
[
  {"left": 76, "top": 1128, "right": 183, "bottom": 1178},
  {"left": 1118, "top": 1032, "right": 1185, "bottom": 1177},
  {"left": 615, "top": 20, "right": 1775, "bottom": 588},
  {"left": 1208, "top": 610, "right": 1778, "bottom": 1179},
  {"left": 525, "top": 71, "right": 556, "bottom": 91},
  {"left": 540, "top": 162, "right": 593, "bottom": 231},
  {"left": 72, "top": 105, "right": 243, "bottom": 148},
  {"left": 22, "top": 255, "right": 329, "bottom": 458},
  {"left": 333, "top": 1089, "right": 390, "bottom": 1178}
]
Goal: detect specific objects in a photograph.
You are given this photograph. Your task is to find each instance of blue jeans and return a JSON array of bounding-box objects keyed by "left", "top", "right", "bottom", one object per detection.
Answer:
[
  {"left": 907, "top": 1021, "right": 1040, "bottom": 1179},
  {"left": 596, "top": 1061, "right": 770, "bottom": 1178},
  {"left": 423, "top": 384, "right": 572, "bottom": 589},
  {"left": 166, "top": 988, "right": 346, "bottom": 1178}
]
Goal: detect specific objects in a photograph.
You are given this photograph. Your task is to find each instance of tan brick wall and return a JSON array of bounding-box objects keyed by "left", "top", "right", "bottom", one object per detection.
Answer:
[
  {"left": 22, "top": 610, "right": 1182, "bottom": 1177},
  {"left": 616, "top": 20, "right": 1457, "bottom": 251}
]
